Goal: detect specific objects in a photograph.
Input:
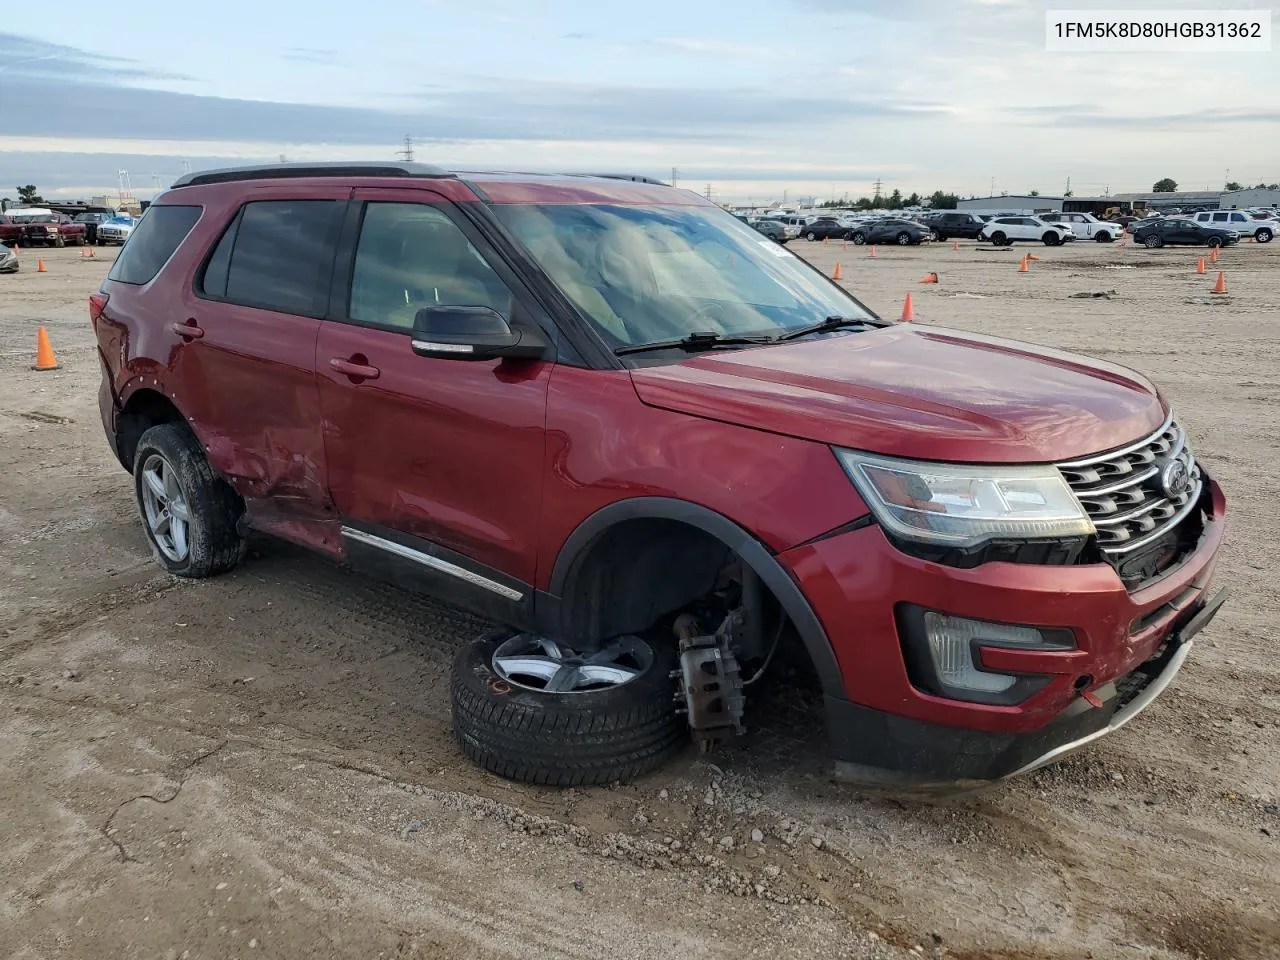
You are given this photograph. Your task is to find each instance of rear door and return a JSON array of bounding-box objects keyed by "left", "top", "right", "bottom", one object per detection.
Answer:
[
  {"left": 175, "top": 186, "right": 348, "bottom": 548},
  {"left": 314, "top": 187, "right": 554, "bottom": 621}
]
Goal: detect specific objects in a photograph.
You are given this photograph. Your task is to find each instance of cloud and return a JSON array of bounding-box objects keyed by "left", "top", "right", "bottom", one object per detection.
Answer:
[
  {"left": 0, "top": 32, "right": 192, "bottom": 82},
  {"left": 281, "top": 47, "right": 344, "bottom": 65},
  {"left": 1005, "top": 104, "right": 1280, "bottom": 128},
  {"left": 650, "top": 37, "right": 777, "bottom": 58},
  {"left": 1, "top": 64, "right": 949, "bottom": 148}
]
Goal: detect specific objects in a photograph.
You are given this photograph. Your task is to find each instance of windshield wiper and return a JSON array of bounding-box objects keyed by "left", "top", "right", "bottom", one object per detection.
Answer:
[
  {"left": 778, "top": 315, "right": 869, "bottom": 342},
  {"left": 614, "top": 331, "right": 776, "bottom": 357}
]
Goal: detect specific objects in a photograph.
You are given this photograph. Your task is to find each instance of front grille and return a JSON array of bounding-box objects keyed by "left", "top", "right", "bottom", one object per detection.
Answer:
[{"left": 1058, "top": 415, "right": 1203, "bottom": 585}]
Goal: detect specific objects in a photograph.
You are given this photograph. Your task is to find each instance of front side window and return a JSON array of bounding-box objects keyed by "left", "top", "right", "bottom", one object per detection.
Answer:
[
  {"left": 349, "top": 203, "right": 513, "bottom": 329},
  {"left": 491, "top": 202, "right": 873, "bottom": 346}
]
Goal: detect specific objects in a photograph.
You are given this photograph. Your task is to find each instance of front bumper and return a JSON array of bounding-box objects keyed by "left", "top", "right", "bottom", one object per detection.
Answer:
[{"left": 780, "top": 477, "right": 1226, "bottom": 784}]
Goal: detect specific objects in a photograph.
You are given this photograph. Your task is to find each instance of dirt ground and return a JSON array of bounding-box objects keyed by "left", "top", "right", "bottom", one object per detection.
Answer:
[{"left": 1, "top": 236, "right": 1277, "bottom": 960}]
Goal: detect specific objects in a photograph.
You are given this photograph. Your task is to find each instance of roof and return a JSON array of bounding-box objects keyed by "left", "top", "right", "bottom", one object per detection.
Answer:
[{"left": 168, "top": 162, "right": 699, "bottom": 205}]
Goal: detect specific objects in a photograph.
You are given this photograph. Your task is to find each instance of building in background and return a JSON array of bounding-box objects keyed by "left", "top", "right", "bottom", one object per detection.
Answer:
[
  {"left": 1221, "top": 187, "right": 1280, "bottom": 209},
  {"left": 955, "top": 195, "right": 1064, "bottom": 215}
]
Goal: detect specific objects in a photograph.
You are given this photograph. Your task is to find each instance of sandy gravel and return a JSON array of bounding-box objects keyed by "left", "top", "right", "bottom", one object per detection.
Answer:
[{"left": 1, "top": 237, "right": 1277, "bottom": 960}]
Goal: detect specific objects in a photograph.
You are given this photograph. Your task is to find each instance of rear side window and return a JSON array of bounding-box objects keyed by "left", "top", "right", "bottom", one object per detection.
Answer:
[
  {"left": 107, "top": 205, "right": 201, "bottom": 285},
  {"left": 199, "top": 200, "right": 343, "bottom": 316}
]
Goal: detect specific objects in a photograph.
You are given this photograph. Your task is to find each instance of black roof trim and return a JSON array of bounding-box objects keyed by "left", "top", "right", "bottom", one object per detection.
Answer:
[
  {"left": 170, "top": 161, "right": 451, "bottom": 188},
  {"left": 574, "top": 173, "right": 670, "bottom": 186}
]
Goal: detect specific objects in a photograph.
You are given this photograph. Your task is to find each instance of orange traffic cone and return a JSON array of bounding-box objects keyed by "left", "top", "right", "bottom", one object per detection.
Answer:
[
  {"left": 918, "top": 272, "right": 938, "bottom": 284},
  {"left": 37, "top": 258, "right": 47, "bottom": 273},
  {"left": 1018, "top": 255, "right": 1030, "bottom": 273},
  {"left": 952, "top": 239, "right": 959, "bottom": 252},
  {"left": 1211, "top": 271, "right": 1227, "bottom": 294},
  {"left": 868, "top": 246, "right": 877, "bottom": 258},
  {"left": 89, "top": 246, "right": 96, "bottom": 258},
  {"left": 80, "top": 246, "right": 90, "bottom": 259},
  {"left": 1196, "top": 257, "right": 1206, "bottom": 274},
  {"left": 1210, "top": 246, "right": 1219, "bottom": 263},
  {"left": 32, "top": 326, "right": 60, "bottom": 371},
  {"left": 901, "top": 293, "right": 914, "bottom": 322},
  {"left": 1027, "top": 253, "right": 1040, "bottom": 261},
  {"left": 832, "top": 262, "right": 843, "bottom": 280}
]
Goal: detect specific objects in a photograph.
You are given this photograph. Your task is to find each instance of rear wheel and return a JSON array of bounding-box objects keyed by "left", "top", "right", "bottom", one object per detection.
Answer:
[
  {"left": 851, "top": 232, "right": 866, "bottom": 245},
  {"left": 133, "top": 423, "right": 246, "bottom": 578},
  {"left": 989, "top": 231, "right": 1008, "bottom": 246},
  {"left": 1255, "top": 228, "right": 1273, "bottom": 243},
  {"left": 451, "top": 631, "right": 685, "bottom": 786},
  {"left": 1145, "top": 235, "right": 1164, "bottom": 248}
]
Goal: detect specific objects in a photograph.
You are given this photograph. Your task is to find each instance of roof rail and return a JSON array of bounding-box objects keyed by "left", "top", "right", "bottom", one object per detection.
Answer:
[
  {"left": 170, "top": 161, "right": 450, "bottom": 188},
  {"left": 573, "top": 173, "right": 670, "bottom": 186}
]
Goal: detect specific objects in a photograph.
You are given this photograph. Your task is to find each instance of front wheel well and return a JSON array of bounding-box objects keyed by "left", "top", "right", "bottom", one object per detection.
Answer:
[
  {"left": 116, "top": 388, "right": 185, "bottom": 472},
  {"left": 546, "top": 500, "right": 847, "bottom": 701}
]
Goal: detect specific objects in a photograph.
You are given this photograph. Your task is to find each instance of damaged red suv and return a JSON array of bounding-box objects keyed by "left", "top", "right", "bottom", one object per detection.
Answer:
[{"left": 93, "top": 163, "right": 1227, "bottom": 787}]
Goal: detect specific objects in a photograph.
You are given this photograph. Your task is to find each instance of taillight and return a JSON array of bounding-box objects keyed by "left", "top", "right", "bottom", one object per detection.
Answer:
[{"left": 89, "top": 292, "right": 109, "bottom": 331}]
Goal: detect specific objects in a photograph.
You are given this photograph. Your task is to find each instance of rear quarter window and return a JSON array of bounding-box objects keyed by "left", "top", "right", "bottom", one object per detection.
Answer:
[{"left": 107, "top": 205, "right": 202, "bottom": 285}]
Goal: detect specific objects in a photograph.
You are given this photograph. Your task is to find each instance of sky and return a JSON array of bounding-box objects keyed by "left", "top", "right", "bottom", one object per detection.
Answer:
[{"left": 1, "top": 0, "right": 1277, "bottom": 204}]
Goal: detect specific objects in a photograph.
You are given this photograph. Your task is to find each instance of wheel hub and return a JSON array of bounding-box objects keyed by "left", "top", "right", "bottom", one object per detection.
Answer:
[
  {"left": 140, "top": 453, "right": 191, "bottom": 562},
  {"left": 491, "top": 634, "right": 654, "bottom": 693}
]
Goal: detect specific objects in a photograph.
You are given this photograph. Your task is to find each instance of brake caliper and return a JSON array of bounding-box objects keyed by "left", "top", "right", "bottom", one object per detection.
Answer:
[{"left": 671, "top": 613, "right": 746, "bottom": 751}]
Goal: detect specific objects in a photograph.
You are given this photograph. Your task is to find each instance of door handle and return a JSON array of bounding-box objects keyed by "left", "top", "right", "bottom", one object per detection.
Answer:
[
  {"left": 329, "top": 356, "right": 380, "bottom": 381},
  {"left": 171, "top": 320, "right": 204, "bottom": 340}
]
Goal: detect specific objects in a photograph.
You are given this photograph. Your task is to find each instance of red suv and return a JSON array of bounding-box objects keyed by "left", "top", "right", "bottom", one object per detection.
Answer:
[{"left": 93, "top": 163, "right": 1227, "bottom": 787}]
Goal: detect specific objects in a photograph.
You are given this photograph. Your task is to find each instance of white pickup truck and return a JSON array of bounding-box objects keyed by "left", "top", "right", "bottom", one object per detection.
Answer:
[
  {"left": 1191, "top": 210, "right": 1273, "bottom": 243},
  {"left": 1052, "top": 212, "right": 1124, "bottom": 243}
]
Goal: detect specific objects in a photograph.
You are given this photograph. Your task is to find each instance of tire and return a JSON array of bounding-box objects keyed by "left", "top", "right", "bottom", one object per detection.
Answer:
[
  {"left": 806, "top": 231, "right": 818, "bottom": 241},
  {"left": 1255, "top": 228, "right": 1272, "bottom": 243},
  {"left": 73, "top": 235, "right": 85, "bottom": 247},
  {"left": 1095, "top": 232, "right": 1112, "bottom": 243},
  {"left": 451, "top": 631, "right": 686, "bottom": 786},
  {"left": 132, "top": 423, "right": 246, "bottom": 578},
  {"left": 896, "top": 232, "right": 911, "bottom": 246},
  {"left": 1042, "top": 232, "right": 1060, "bottom": 246},
  {"left": 1206, "top": 236, "right": 1222, "bottom": 248},
  {"left": 1144, "top": 235, "right": 1164, "bottom": 248},
  {"left": 989, "top": 231, "right": 1007, "bottom": 246},
  {"left": 851, "top": 232, "right": 866, "bottom": 245}
]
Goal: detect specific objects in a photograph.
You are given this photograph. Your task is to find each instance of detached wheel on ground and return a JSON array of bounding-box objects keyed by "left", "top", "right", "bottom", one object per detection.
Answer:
[
  {"left": 451, "top": 631, "right": 686, "bottom": 786},
  {"left": 133, "top": 423, "right": 246, "bottom": 578}
]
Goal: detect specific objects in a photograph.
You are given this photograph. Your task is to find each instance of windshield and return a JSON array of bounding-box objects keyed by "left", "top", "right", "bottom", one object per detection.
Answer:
[{"left": 490, "top": 202, "right": 874, "bottom": 348}]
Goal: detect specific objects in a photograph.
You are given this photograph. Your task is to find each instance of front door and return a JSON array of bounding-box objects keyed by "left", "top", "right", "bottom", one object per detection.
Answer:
[{"left": 315, "top": 188, "right": 553, "bottom": 622}]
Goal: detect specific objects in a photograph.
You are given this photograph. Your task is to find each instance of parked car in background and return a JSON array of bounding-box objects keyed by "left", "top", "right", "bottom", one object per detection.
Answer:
[
  {"left": 749, "top": 218, "right": 791, "bottom": 243},
  {"left": 849, "top": 217, "right": 932, "bottom": 246},
  {"left": 1192, "top": 210, "right": 1272, "bottom": 243},
  {"left": 0, "top": 243, "right": 18, "bottom": 273},
  {"left": 1133, "top": 218, "right": 1239, "bottom": 248},
  {"left": 930, "top": 212, "right": 987, "bottom": 241},
  {"left": 97, "top": 215, "right": 138, "bottom": 245},
  {"left": 1053, "top": 213, "right": 1124, "bottom": 243},
  {"left": 980, "top": 216, "right": 1075, "bottom": 246},
  {"left": 14, "top": 212, "right": 87, "bottom": 247},
  {"left": 92, "top": 161, "right": 1227, "bottom": 789},
  {"left": 799, "top": 217, "right": 851, "bottom": 241},
  {"left": 0, "top": 214, "right": 24, "bottom": 247},
  {"left": 74, "top": 211, "right": 115, "bottom": 244},
  {"left": 1126, "top": 215, "right": 1162, "bottom": 234}
]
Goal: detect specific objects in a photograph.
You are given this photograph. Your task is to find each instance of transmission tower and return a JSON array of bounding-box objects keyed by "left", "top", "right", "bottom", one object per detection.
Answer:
[
  {"left": 396, "top": 135, "right": 415, "bottom": 163},
  {"left": 117, "top": 170, "right": 134, "bottom": 205}
]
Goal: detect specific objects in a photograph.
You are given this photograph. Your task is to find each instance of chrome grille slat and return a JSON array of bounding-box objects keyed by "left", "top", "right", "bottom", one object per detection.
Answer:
[{"left": 1057, "top": 416, "right": 1203, "bottom": 575}]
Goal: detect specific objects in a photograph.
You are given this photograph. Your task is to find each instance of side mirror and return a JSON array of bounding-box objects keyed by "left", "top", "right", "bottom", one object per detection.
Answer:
[{"left": 410, "top": 306, "right": 549, "bottom": 362}]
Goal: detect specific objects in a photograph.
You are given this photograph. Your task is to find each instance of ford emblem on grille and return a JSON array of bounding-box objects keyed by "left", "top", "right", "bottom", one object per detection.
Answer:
[{"left": 1160, "top": 457, "right": 1192, "bottom": 499}]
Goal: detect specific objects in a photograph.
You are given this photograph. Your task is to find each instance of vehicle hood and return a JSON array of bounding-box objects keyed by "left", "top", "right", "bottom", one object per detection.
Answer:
[{"left": 629, "top": 324, "right": 1166, "bottom": 463}]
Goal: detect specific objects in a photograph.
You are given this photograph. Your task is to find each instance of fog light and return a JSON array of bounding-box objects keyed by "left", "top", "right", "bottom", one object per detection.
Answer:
[{"left": 923, "top": 613, "right": 1045, "bottom": 695}]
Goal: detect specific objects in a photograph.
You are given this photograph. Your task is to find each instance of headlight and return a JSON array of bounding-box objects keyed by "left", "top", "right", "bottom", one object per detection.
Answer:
[{"left": 834, "top": 450, "right": 1094, "bottom": 547}]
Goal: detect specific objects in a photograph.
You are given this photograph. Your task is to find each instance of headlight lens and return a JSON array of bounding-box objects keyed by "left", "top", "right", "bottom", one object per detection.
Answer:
[{"left": 835, "top": 450, "right": 1094, "bottom": 547}]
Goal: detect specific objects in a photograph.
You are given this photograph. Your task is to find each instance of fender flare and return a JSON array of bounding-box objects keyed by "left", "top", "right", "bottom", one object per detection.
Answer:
[{"left": 544, "top": 496, "right": 845, "bottom": 699}]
